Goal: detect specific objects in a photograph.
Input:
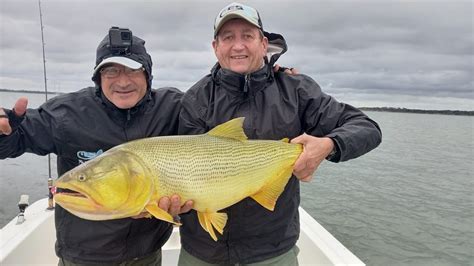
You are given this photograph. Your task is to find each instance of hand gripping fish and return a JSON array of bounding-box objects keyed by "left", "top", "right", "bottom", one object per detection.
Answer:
[{"left": 54, "top": 117, "right": 303, "bottom": 241}]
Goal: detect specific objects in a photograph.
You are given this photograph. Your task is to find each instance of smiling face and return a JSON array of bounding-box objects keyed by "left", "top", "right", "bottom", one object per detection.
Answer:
[
  {"left": 100, "top": 63, "right": 147, "bottom": 109},
  {"left": 212, "top": 19, "right": 268, "bottom": 74}
]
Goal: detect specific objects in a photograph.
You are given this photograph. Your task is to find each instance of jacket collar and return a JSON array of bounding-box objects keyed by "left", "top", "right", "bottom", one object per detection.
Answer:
[{"left": 212, "top": 64, "right": 271, "bottom": 96}]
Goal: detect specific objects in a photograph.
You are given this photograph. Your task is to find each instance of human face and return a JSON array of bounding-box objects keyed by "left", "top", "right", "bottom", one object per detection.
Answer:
[
  {"left": 100, "top": 63, "right": 147, "bottom": 109},
  {"left": 213, "top": 19, "right": 268, "bottom": 74}
]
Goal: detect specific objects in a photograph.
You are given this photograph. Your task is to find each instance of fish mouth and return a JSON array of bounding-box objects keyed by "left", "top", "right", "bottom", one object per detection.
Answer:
[
  {"left": 55, "top": 188, "right": 88, "bottom": 198},
  {"left": 53, "top": 184, "right": 101, "bottom": 210}
]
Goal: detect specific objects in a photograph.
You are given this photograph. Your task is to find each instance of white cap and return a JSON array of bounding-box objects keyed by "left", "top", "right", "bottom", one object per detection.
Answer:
[
  {"left": 214, "top": 2, "right": 262, "bottom": 37},
  {"left": 93, "top": 56, "right": 142, "bottom": 75}
]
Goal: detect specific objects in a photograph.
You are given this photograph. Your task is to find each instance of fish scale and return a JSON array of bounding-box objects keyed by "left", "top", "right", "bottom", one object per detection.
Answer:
[
  {"left": 123, "top": 135, "right": 299, "bottom": 212},
  {"left": 54, "top": 117, "right": 302, "bottom": 241}
]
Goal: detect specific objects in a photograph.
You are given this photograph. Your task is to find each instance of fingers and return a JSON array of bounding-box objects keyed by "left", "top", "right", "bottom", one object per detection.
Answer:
[
  {"left": 158, "top": 196, "right": 171, "bottom": 211},
  {"left": 290, "top": 133, "right": 308, "bottom": 144},
  {"left": 0, "top": 108, "right": 12, "bottom": 135},
  {"left": 286, "top": 68, "right": 299, "bottom": 75},
  {"left": 273, "top": 64, "right": 299, "bottom": 75},
  {"left": 14, "top": 97, "right": 28, "bottom": 116},
  {"left": 298, "top": 175, "right": 313, "bottom": 182},
  {"left": 291, "top": 133, "right": 309, "bottom": 172},
  {"left": 168, "top": 195, "right": 181, "bottom": 217},
  {"left": 0, "top": 97, "right": 28, "bottom": 135},
  {"left": 292, "top": 151, "right": 307, "bottom": 173},
  {"left": 180, "top": 200, "right": 194, "bottom": 214},
  {"left": 293, "top": 164, "right": 317, "bottom": 182},
  {"left": 158, "top": 195, "right": 194, "bottom": 218},
  {"left": 291, "top": 133, "right": 323, "bottom": 182}
]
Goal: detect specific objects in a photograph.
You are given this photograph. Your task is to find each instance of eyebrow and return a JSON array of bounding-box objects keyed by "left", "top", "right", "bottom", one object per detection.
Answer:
[{"left": 220, "top": 27, "right": 258, "bottom": 36}]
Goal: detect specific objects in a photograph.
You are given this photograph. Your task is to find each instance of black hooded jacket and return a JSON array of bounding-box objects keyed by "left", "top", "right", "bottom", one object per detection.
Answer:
[
  {"left": 178, "top": 34, "right": 382, "bottom": 264},
  {"left": 0, "top": 86, "right": 182, "bottom": 264}
]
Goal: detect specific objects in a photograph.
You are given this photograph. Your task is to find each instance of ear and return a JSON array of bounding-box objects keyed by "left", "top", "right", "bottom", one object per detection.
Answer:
[
  {"left": 212, "top": 39, "right": 218, "bottom": 53},
  {"left": 261, "top": 36, "right": 269, "bottom": 57}
]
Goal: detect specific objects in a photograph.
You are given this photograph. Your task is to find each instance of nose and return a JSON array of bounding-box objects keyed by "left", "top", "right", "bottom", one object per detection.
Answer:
[
  {"left": 115, "top": 72, "right": 132, "bottom": 86},
  {"left": 231, "top": 37, "right": 245, "bottom": 50}
]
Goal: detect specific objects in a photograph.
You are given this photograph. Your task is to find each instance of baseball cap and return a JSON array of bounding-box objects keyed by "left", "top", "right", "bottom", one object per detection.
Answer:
[
  {"left": 92, "top": 27, "right": 153, "bottom": 88},
  {"left": 214, "top": 2, "right": 263, "bottom": 37},
  {"left": 93, "top": 56, "right": 142, "bottom": 72}
]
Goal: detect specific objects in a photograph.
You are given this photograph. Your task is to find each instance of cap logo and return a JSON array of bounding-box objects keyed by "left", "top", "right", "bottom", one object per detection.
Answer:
[{"left": 219, "top": 5, "right": 244, "bottom": 17}]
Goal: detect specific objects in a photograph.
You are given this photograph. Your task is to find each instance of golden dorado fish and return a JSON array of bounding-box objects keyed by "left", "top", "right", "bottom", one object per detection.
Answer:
[{"left": 54, "top": 117, "right": 302, "bottom": 241}]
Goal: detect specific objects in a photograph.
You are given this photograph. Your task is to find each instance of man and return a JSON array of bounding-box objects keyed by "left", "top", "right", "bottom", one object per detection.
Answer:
[
  {"left": 0, "top": 27, "right": 192, "bottom": 265},
  {"left": 178, "top": 2, "right": 382, "bottom": 265}
]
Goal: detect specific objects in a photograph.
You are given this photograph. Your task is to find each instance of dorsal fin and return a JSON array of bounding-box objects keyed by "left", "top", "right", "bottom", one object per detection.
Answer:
[{"left": 207, "top": 117, "right": 248, "bottom": 141}]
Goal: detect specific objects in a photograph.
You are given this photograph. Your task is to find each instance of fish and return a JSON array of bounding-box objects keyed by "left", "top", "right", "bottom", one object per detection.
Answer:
[{"left": 53, "top": 117, "right": 303, "bottom": 241}]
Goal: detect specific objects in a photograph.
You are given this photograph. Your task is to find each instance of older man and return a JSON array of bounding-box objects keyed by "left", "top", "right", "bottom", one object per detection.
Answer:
[
  {"left": 178, "top": 2, "right": 382, "bottom": 265},
  {"left": 0, "top": 27, "right": 191, "bottom": 265}
]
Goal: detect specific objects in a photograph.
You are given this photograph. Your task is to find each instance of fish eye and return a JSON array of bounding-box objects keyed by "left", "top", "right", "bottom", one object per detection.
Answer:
[{"left": 78, "top": 175, "right": 87, "bottom": 182}]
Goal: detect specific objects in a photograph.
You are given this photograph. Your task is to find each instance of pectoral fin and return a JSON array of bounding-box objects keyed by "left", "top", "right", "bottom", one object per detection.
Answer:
[
  {"left": 145, "top": 203, "right": 181, "bottom": 226},
  {"left": 197, "top": 211, "right": 228, "bottom": 241},
  {"left": 250, "top": 166, "right": 294, "bottom": 211}
]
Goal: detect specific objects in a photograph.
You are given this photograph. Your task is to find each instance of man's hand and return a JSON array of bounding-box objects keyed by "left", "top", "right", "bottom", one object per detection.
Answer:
[
  {"left": 158, "top": 194, "right": 194, "bottom": 218},
  {"left": 273, "top": 64, "right": 299, "bottom": 75},
  {"left": 0, "top": 97, "right": 28, "bottom": 135},
  {"left": 132, "top": 194, "right": 194, "bottom": 219},
  {"left": 290, "top": 134, "right": 334, "bottom": 182}
]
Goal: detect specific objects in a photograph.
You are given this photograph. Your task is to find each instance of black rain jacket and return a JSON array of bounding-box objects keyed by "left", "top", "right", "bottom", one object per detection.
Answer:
[
  {"left": 0, "top": 86, "right": 182, "bottom": 264},
  {"left": 178, "top": 33, "right": 382, "bottom": 264}
]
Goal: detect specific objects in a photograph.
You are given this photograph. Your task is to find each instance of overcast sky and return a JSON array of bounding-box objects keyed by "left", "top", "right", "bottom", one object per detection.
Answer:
[{"left": 0, "top": 0, "right": 472, "bottom": 110}]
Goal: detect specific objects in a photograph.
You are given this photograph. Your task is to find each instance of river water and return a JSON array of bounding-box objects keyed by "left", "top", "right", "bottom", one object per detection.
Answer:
[{"left": 1, "top": 91, "right": 473, "bottom": 265}]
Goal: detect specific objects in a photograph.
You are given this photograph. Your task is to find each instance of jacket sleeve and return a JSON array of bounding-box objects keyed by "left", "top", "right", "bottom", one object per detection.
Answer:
[
  {"left": 178, "top": 89, "right": 209, "bottom": 135},
  {"left": 297, "top": 75, "right": 382, "bottom": 162},
  {"left": 0, "top": 105, "right": 58, "bottom": 159}
]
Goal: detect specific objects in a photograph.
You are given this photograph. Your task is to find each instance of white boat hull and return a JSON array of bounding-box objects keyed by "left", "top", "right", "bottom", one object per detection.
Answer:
[{"left": 1, "top": 198, "right": 364, "bottom": 265}]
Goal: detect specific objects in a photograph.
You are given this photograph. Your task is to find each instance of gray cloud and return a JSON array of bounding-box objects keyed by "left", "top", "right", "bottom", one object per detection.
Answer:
[{"left": 0, "top": 0, "right": 472, "bottom": 110}]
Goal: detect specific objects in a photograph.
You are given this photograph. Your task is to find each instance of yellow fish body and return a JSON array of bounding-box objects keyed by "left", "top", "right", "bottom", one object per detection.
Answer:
[{"left": 54, "top": 117, "right": 302, "bottom": 241}]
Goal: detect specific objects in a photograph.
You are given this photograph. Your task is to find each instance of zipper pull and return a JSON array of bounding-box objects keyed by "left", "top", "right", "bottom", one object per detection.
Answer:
[
  {"left": 243, "top": 74, "right": 249, "bottom": 93},
  {"left": 127, "top": 109, "right": 131, "bottom": 121}
]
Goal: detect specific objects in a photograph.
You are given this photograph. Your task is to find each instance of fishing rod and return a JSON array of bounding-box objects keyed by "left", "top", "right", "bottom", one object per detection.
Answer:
[{"left": 38, "top": 0, "right": 54, "bottom": 210}]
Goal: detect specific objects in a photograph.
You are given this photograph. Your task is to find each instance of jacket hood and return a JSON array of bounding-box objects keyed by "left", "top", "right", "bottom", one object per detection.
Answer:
[{"left": 264, "top": 31, "right": 287, "bottom": 66}]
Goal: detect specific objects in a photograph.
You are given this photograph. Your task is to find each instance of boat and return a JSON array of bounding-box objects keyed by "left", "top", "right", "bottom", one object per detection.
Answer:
[{"left": 0, "top": 197, "right": 364, "bottom": 265}]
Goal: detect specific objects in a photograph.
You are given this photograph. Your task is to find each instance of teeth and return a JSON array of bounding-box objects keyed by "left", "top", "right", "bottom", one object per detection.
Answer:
[{"left": 232, "top": 56, "right": 247, "bottom": 59}]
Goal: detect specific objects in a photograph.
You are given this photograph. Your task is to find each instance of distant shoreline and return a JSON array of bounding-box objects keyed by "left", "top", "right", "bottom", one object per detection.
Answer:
[
  {"left": 0, "top": 88, "right": 63, "bottom": 95},
  {"left": 359, "top": 107, "right": 473, "bottom": 116},
  {"left": 1, "top": 88, "right": 472, "bottom": 116}
]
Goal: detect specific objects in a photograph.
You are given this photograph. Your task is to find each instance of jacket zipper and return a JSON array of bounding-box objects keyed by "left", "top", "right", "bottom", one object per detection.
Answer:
[
  {"left": 124, "top": 109, "right": 131, "bottom": 141},
  {"left": 243, "top": 74, "right": 249, "bottom": 94},
  {"left": 243, "top": 74, "right": 254, "bottom": 137}
]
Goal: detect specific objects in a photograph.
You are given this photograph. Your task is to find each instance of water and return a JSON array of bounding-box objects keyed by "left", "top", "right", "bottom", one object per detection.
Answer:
[{"left": 1, "top": 91, "right": 473, "bottom": 265}]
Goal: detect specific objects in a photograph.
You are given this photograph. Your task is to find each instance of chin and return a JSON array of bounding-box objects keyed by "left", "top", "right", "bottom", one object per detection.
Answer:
[
  {"left": 113, "top": 100, "right": 137, "bottom": 109},
  {"left": 230, "top": 67, "right": 249, "bottom": 74}
]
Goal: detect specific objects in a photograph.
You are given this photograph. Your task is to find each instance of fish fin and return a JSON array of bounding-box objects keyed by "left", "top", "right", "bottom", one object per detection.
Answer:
[
  {"left": 197, "top": 212, "right": 209, "bottom": 233},
  {"left": 280, "top": 138, "right": 289, "bottom": 143},
  {"left": 207, "top": 117, "right": 248, "bottom": 141},
  {"left": 197, "top": 211, "right": 228, "bottom": 241},
  {"left": 250, "top": 166, "right": 294, "bottom": 211},
  {"left": 209, "top": 212, "right": 227, "bottom": 235},
  {"left": 145, "top": 204, "right": 181, "bottom": 226}
]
